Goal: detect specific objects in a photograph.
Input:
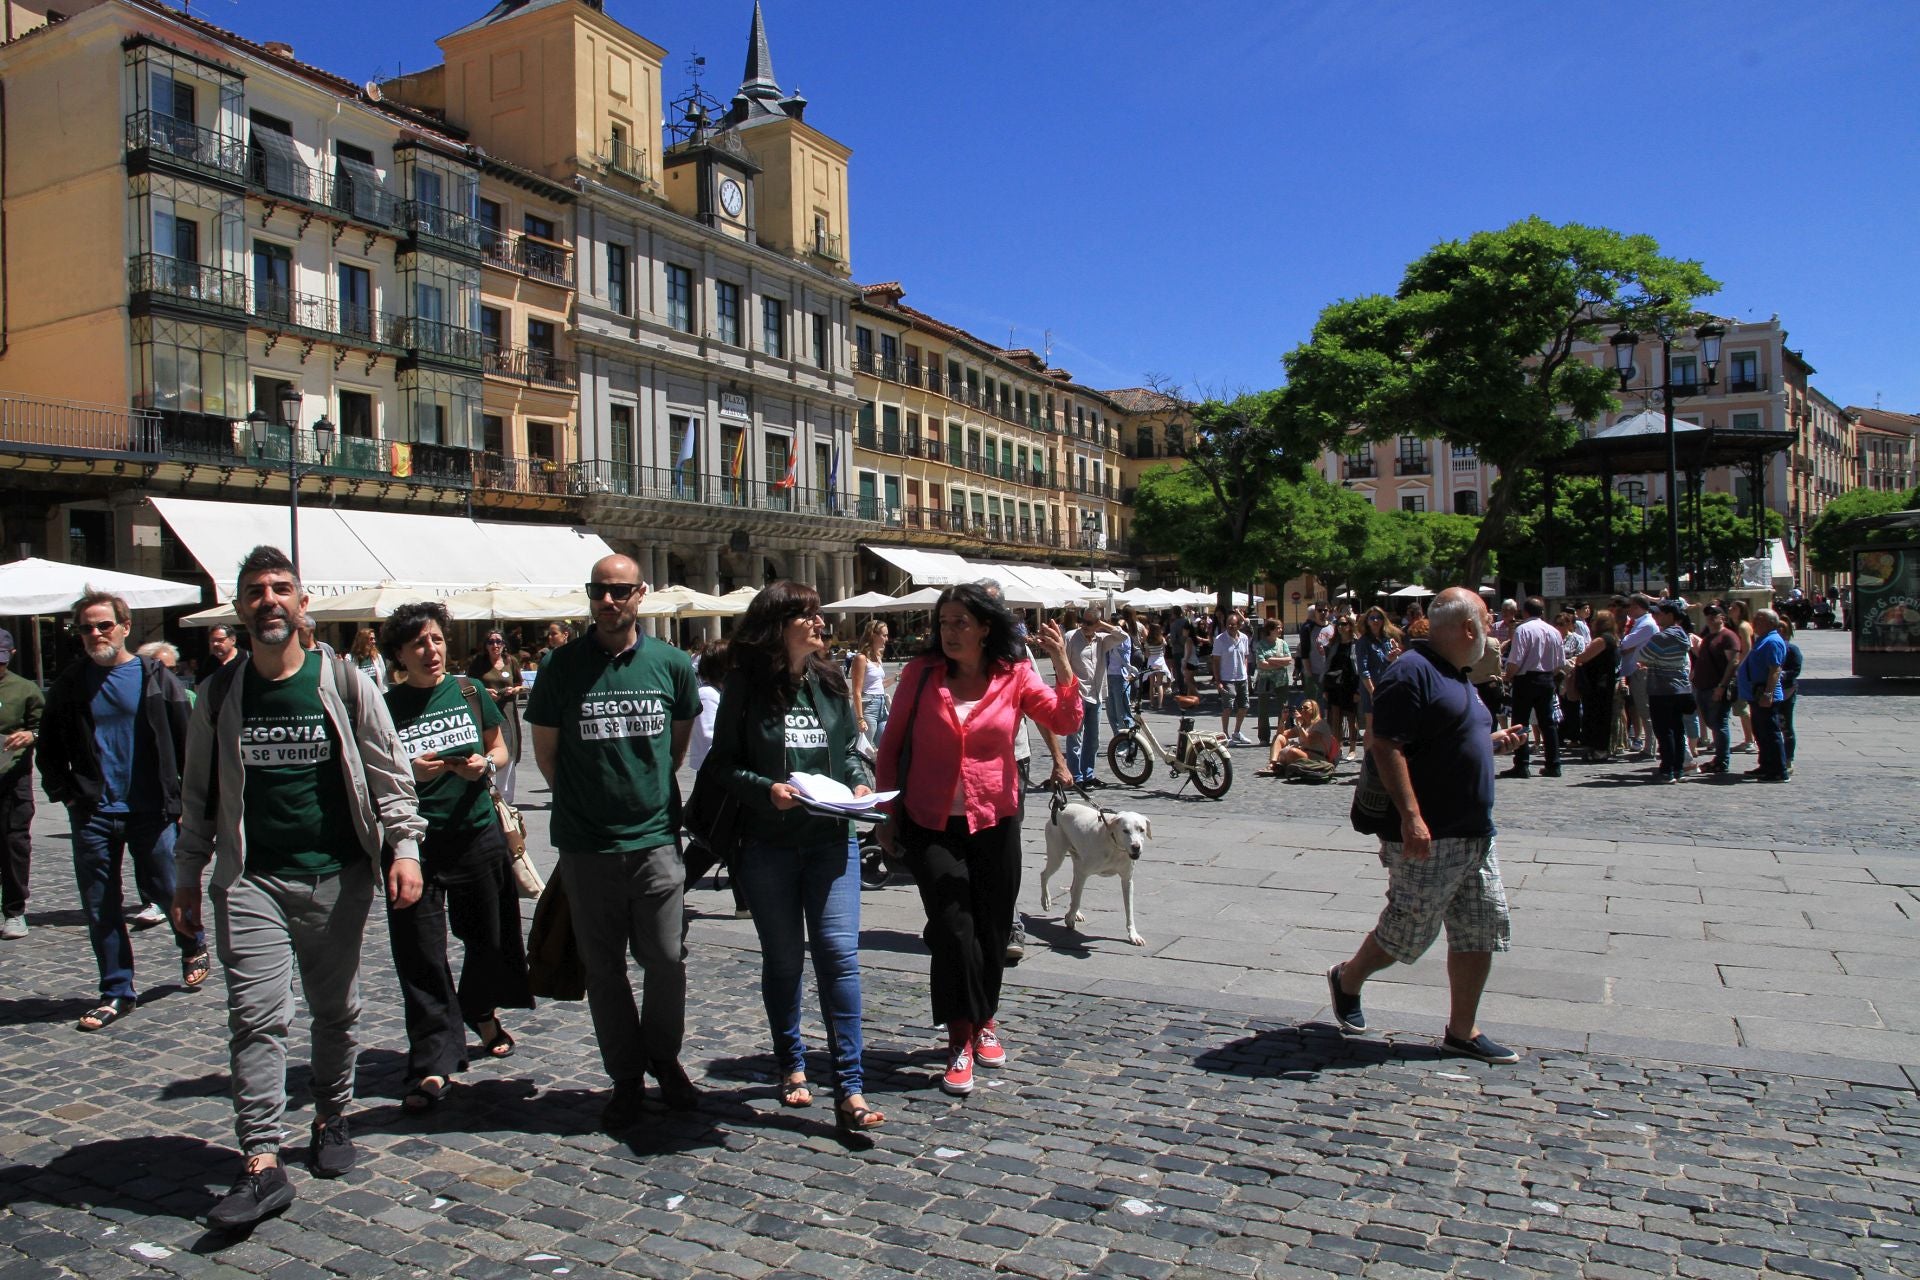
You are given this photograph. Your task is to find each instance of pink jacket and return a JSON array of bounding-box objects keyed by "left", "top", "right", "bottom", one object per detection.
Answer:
[{"left": 876, "top": 655, "right": 1082, "bottom": 834}]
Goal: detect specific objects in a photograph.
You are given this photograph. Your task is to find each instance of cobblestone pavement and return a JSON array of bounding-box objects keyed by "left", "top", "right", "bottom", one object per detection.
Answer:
[
  {"left": 4, "top": 628, "right": 1918, "bottom": 1277},
  {"left": 3, "top": 923, "right": 1919, "bottom": 1280}
]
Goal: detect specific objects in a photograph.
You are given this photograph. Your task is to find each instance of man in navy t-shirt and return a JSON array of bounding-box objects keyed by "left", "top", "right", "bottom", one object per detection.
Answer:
[{"left": 1326, "top": 587, "right": 1528, "bottom": 1064}]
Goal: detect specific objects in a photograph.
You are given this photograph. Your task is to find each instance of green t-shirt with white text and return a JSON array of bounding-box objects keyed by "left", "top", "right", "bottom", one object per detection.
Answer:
[
  {"left": 240, "top": 651, "right": 358, "bottom": 877},
  {"left": 525, "top": 634, "right": 698, "bottom": 855},
  {"left": 384, "top": 676, "right": 502, "bottom": 830}
]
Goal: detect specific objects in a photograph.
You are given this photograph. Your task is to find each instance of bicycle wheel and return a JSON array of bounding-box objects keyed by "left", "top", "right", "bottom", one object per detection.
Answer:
[
  {"left": 1190, "top": 741, "right": 1233, "bottom": 799},
  {"left": 1108, "top": 731, "right": 1154, "bottom": 786},
  {"left": 859, "top": 839, "right": 892, "bottom": 889}
]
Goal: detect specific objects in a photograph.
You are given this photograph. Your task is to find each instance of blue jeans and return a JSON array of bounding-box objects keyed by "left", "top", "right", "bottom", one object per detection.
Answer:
[
  {"left": 733, "top": 833, "right": 865, "bottom": 1099},
  {"left": 1694, "top": 689, "right": 1732, "bottom": 768},
  {"left": 861, "top": 694, "right": 888, "bottom": 747},
  {"left": 1105, "top": 672, "right": 1134, "bottom": 731},
  {"left": 70, "top": 809, "right": 202, "bottom": 1000},
  {"left": 1066, "top": 696, "right": 1101, "bottom": 782}
]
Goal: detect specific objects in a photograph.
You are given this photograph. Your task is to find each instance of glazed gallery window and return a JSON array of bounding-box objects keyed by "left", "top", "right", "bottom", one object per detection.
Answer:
[
  {"left": 607, "top": 244, "right": 629, "bottom": 315},
  {"left": 812, "top": 313, "right": 829, "bottom": 370}
]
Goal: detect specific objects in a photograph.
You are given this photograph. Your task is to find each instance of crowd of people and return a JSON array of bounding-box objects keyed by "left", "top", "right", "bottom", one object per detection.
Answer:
[{"left": 0, "top": 550, "right": 1816, "bottom": 1234}]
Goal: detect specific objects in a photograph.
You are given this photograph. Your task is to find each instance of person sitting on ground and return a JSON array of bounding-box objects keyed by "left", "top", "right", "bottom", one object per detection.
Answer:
[{"left": 1261, "top": 699, "right": 1338, "bottom": 774}]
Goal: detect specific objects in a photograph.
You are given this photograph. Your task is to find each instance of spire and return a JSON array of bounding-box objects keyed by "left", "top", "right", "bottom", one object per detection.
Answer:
[{"left": 739, "top": 0, "right": 780, "bottom": 102}]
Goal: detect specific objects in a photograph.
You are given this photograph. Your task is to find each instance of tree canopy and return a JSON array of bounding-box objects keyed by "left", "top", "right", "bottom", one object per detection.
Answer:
[
  {"left": 1282, "top": 217, "right": 1721, "bottom": 584},
  {"left": 1805, "top": 487, "right": 1916, "bottom": 575},
  {"left": 1129, "top": 390, "right": 1341, "bottom": 610}
]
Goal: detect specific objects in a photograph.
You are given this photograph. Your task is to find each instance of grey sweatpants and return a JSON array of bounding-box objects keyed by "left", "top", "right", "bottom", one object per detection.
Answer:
[
  {"left": 211, "top": 860, "right": 375, "bottom": 1157},
  {"left": 559, "top": 845, "right": 687, "bottom": 1084}
]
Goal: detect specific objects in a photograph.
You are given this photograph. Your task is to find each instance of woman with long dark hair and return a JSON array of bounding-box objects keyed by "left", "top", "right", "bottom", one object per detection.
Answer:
[
  {"left": 466, "top": 630, "right": 524, "bottom": 803},
  {"left": 873, "top": 583, "right": 1081, "bottom": 1097},
  {"left": 1572, "top": 609, "right": 1620, "bottom": 761},
  {"left": 378, "top": 602, "right": 531, "bottom": 1111},
  {"left": 704, "top": 581, "right": 882, "bottom": 1134}
]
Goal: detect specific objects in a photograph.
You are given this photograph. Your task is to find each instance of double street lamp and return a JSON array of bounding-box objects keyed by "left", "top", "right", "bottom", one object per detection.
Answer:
[
  {"left": 248, "top": 384, "right": 334, "bottom": 580},
  {"left": 1609, "top": 317, "right": 1725, "bottom": 595}
]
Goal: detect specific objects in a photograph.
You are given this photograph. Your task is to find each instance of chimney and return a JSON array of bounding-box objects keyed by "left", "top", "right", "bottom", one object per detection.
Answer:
[{"left": 264, "top": 41, "right": 295, "bottom": 60}]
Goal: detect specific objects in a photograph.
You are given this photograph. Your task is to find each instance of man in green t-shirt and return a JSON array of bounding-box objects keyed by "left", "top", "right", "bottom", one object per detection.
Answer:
[
  {"left": 529, "top": 552, "right": 698, "bottom": 1131},
  {"left": 174, "top": 546, "right": 424, "bottom": 1230}
]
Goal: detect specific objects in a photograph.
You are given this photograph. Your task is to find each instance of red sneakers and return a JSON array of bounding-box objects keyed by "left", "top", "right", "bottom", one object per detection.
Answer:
[
  {"left": 942, "top": 1023, "right": 975, "bottom": 1095},
  {"left": 973, "top": 1020, "right": 1007, "bottom": 1068}
]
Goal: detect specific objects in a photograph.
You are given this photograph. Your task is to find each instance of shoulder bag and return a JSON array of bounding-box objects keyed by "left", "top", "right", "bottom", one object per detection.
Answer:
[
  {"left": 683, "top": 679, "right": 753, "bottom": 868},
  {"left": 455, "top": 677, "right": 542, "bottom": 898}
]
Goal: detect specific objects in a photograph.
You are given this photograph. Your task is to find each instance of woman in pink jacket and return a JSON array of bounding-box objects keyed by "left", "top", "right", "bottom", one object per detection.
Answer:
[{"left": 874, "top": 582, "right": 1081, "bottom": 1097}]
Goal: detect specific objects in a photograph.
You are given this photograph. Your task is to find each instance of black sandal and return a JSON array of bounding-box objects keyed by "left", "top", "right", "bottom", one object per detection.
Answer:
[
  {"left": 403, "top": 1076, "right": 449, "bottom": 1112},
  {"left": 182, "top": 949, "right": 212, "bottom": 990},
  {"left": 778, "top": 1077, "right": 813, "bottom": 1108},
  {"left": 835, "top": 1100, "right": 885, "bottom": 1135},
  {"left": 77, "top": 997, "right": 135, "bottom": 1032},
  {"left": 470, "top": 1016, "right": 515, "bottom": 1059}
]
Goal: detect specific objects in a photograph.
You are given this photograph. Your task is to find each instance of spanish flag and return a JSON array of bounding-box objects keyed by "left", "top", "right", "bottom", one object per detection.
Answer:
[
  {"left": 774, "top": 450, "right": 797, "bottom": 490},
  {"left": 731, "top": 436, "right": 747, "bottom": 481}
]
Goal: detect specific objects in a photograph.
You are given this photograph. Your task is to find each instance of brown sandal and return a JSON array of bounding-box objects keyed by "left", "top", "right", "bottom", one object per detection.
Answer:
[
  {"left": 182, "top": 949, "right": 212, "bottom": 990},
  {"left": 835, "top": 1100, "right": 885, "bottom": 1134}
]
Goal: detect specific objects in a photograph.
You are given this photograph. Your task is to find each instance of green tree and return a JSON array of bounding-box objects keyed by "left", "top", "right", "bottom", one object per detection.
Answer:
[
  {"left": 1283, "top": 217, "right": 1720, "bottom": 584},
  {"left": 1805, "top": 487, "right": 1913, "bottom": 575},
  {"left": 1267, "top": 475, "right": 1376, "bottom": 592},
  {"left": 1130, "top": 390, "right": 1339, "bottom": 610}
]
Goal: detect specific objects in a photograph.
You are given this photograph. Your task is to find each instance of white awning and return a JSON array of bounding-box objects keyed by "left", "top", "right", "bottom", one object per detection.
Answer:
[
  {"left": 148, "top": 496, "right": 615, "bottom": 602},
  {"left": 0, "top": 557, "right": 202, "bottom": 614},
  {"left": 862, "top": 545, "right": 976, "bottom": 585}
]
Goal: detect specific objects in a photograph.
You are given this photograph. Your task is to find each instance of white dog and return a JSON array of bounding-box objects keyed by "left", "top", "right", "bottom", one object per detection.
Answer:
[{"left": 1040, "top": 801, "right": 1153, "bottom": 946}]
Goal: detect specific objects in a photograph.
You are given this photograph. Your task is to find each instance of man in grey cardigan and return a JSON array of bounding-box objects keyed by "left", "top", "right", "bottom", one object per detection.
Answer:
[{"left": 172, "top": 546, "right": 424, "bottom": 1230}]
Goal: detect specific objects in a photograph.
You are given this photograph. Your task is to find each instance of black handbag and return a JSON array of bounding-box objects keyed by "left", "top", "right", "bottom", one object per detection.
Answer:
[{"left": 683, "top": 684, "right": 751, "bottom": 866}]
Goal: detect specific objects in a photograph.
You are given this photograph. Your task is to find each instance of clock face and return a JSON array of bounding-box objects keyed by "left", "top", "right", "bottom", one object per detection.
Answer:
[{"left": 719, "top": 178, "right": 744, "bottom": 217}]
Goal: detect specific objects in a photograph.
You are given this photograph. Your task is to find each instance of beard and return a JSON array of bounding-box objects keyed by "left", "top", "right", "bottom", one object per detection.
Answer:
[
  {"left": 86, "top": 639, "right": 121, "bottom": 666},
  {"left": 252, "top": 607, "right": 294, "bottom": 645}
]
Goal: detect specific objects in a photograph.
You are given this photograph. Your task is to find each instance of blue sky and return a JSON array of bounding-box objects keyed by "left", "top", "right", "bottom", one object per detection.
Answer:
[{"left": 248, "top": 0, "right": 1918, "bottom": 410}]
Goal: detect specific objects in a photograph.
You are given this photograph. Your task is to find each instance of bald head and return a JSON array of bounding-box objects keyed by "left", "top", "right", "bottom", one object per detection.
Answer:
[
  {"left": 593, "top": 553, "right": 641, "bottom": 583},
  {"left": 1427, "top": 587, "right": 1490, "bottom": 669}
]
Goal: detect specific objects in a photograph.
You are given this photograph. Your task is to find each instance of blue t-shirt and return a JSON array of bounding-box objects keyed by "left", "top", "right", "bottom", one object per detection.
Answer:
[
  {"left": 1736, "top": 630, "right": 1787, "bottom": 702},
  {"left": 1368, "top": 642, "right": 1495, "bottom": 839},
  {"left": 86, "top": 659, "right": 155, "bottom": 814}
]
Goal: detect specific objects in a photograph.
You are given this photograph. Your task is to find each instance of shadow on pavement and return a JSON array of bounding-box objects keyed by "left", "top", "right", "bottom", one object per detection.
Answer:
[
  {"left": 1194, "top": 1024, "right": 1446, "bottom": 1079},
  {"left": 1018, "top": 915, "right": 1094, "bottom": 958}
]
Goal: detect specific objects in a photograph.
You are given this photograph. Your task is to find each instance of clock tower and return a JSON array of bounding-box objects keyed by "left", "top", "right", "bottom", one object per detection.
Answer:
[{"left": 662, "top": 2, "right": 851, "bottom": 275}]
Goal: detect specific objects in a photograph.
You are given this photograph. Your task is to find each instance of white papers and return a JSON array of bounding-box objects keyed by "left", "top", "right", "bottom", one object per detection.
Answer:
[{"left": 787, "top": 771, "right": 897, "bottom": 813}]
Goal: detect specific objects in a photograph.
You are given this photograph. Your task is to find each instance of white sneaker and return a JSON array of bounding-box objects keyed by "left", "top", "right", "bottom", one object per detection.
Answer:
[
  {"left": 0, "top": 914, "right": 26, "bottom": 941},
  {"left": 130, "top": 904, "right": 166, "bottom": 930},
  {"left": 1229, "top": 732, "right": 1253, "bottom": 747}
]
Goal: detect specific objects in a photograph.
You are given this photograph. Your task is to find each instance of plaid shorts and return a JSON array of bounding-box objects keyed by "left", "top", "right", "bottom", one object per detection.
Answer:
[{"left": 1372, "top": 835, "right": 1511, "bottom": 961}]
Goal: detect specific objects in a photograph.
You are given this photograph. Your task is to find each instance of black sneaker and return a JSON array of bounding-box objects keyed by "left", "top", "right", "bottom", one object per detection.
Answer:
[
  {"left": 1442, "top": 1030, "right": 1520, "bottom": 1064},
  {"left": 1327, "top": 964, "right": 1366, "bottom": 1034},
  {"left": 648, "top": 1059, "right": 701, "bottom": 1112},
  {"left": 1005, "top": 918, "right": 1027, "bottom": 966},
  {"left": 601, "top": 1078, "right": 648, "bottom": 1131},
  {"left": 207, "top": 1161, "right": 294, "bottom": 1229},
  {"left": 308, "top": 1113, "right": 355, "bottom": 1177}
]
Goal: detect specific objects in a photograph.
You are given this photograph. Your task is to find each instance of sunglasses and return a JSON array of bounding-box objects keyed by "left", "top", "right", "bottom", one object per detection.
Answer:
[
  {"left": 79, "top": 620, "right": 121, "bottom": 635},
  {"left": 586, "top": 582, "right": 639, "bottom": 601},
  {"left": 486, "top": 636, "right": 506, "bottom": 644}
]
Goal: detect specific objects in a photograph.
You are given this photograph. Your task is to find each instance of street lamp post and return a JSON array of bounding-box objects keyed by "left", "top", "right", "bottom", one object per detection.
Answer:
[
  {"left": 249, "top": 388, "right": 334, "bottom": 579},
  {"left": 1610, "top": 317, "right": 1724, "bottom": 594},
  {"left": 1619, "top": 479, "right": 1646, "bottom": 589},
  {"left": 1081, "top": 511, "right": 1100, "bottom": 595}
]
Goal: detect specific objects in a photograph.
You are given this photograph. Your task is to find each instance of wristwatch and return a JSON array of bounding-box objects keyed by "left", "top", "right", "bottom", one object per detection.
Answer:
[{"left": 484, "top": 758, "right": 498, "bottom": 779}]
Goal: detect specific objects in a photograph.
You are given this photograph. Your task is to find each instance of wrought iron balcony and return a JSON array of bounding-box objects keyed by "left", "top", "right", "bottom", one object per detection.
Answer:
[
  {"left": 481, "top": 229, "right": 574, "bottom": 287},
  {"left": 812, "top": 230, "right": 844, "bottom": 262},
  {"left": 599, "top": 138, "right": 650, "bottom": 183},
  {"left": 400, "top": 316, "right": 483, "bottom": 363},
  {"left": 482, "top": 345, "right": 577, "bottom": 387},
  {"left": 128, "top": 254, "right": 248, "bottom": 314},
  {"left": 399, "top": 200, "right": 483, "bottom": 252},
  {"left": 1395, "top": 457, "right": 1431, "bottom": 476},
  {"left": 125, "top": 111, "right": 246, "bottom": 181}
]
